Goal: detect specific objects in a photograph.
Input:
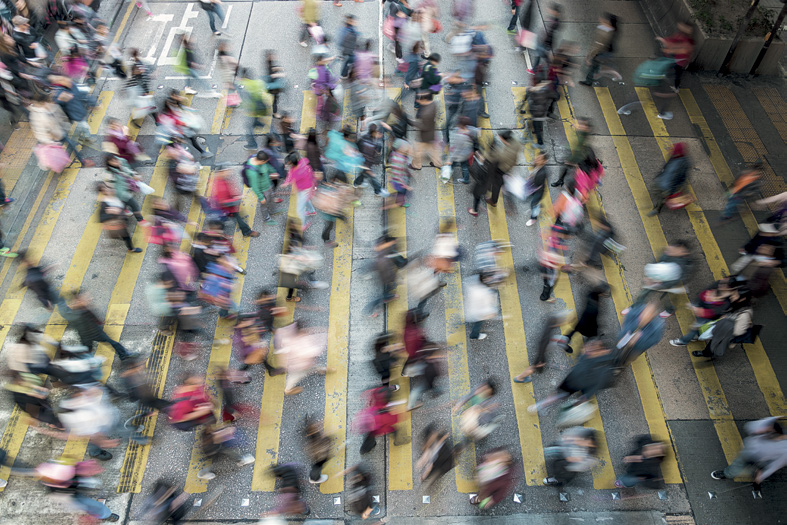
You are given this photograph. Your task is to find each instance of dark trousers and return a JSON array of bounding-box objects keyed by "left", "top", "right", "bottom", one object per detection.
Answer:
[
  {"left": 472, "top": 194, "right": 483, "bottom": 213},
  {"left": 322, "top": 219, "right": 335, "bottom": 242},
  {"left": 246, "top": 116, "right": 265, "bottom": 148},
  {"left": 341, "top": 53, "right": 355, "bottom": 78},
  {"left": 443, "top": 103, "right": 461, "bottom": 144},
  {"left": 488, "top": 172, "right": 504, "bottom": 205},
  {"left": 507, "top": 4, "right": 520, "bottom": 31},
  {"left": 84, "top": 330, "right": 130, "bottom": 360},
  {"left": 532, "top": 119, "right": 544, "bottom": 145},
  {"left": 453, "top": 160, "right": 470, "bottom": 182},
  {"left": 584, "top": 58, "right": 601, "bottom": 83},
  {"left": 310, "top": 458, "right": 329, "bottom": 482},
  {"left": 354, "top": 169, "right": 383, "bottom": 193},
  {"left": 364, "top": 280, "right": 396, "bottom": 315},
  {"left": 120, "top": 229, "right": 135, "bottom": 250},
  {"left": 548, "top": 457, "right": 578, "bottom": 486},
  {"left": 469, "top": 321, "right": 484, "bottom": 339},
  {"left": 228, "top": 212, "right": 252, "bottom": 236}
]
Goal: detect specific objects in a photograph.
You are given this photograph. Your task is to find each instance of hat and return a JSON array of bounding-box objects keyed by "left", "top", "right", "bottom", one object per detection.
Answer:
[{"left": 12, "top": 15, "right": 29, "bottom": 26}]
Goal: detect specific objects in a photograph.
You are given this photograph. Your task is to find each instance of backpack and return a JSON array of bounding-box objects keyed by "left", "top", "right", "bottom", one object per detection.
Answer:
[
  {"left": 241, "top": 157, "right": 256, "bottom": 188},
  {"left": 633, "top": 57, "right": 675, "bottom": 87}
]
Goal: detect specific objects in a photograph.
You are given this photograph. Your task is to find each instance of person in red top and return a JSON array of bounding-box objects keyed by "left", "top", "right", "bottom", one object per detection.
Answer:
[
  {"left": 657, "top": 21, "right": 695, "bottom": 89},
  {"left": 211, "top": 166, "right": 259, "bottom": 238},
  {"left": 358, "top": 387, "right": 410, "bottom": 453}
]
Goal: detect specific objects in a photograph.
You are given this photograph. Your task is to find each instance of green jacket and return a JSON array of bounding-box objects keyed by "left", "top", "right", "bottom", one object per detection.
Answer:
[
  {"left": 302, "top": 0, "right": 319, "bottom": 25},
  {"left": 569, "top": 130, "right": 589, "bottom": 164},
  {"left": 245, "top": 160, "right": 274, "bottom": 201}
]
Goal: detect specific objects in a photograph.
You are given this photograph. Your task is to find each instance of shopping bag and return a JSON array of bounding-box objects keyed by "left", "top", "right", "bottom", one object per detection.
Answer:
[
  {"left": 383, "top": 16, "right": 395, "bottom": 40},
  {"left": 137, "top": 181, "right": 156, "bottom": 195},
  {"left": 131, "top": 95, "right": 156, "bottom": 120},
  {"left": 34, "top": 143, "right": 71, "bottom": 173},
  {"left": 226, "top": 92, "right": 241, "bottom": 108},
  {"left": 440, "top": 164, "right": 452, "bottom": 184},
  {"left": 516, "top": 29, "right": 537, "bottom": 49}
]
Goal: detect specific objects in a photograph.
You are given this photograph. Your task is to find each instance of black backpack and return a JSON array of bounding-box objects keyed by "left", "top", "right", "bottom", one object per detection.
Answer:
[{"left": 241, "top": 157, "right": 255, "bottom": 188}]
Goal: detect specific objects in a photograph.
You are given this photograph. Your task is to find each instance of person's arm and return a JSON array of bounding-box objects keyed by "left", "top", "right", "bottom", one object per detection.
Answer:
[{"left": 756, "top": 450, "right": 787, "bottom": 483}]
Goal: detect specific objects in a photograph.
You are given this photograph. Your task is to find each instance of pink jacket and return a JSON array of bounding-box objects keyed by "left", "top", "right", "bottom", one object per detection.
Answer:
[{"left": 284, "top": 158, "right": 316, "bottom": 192}]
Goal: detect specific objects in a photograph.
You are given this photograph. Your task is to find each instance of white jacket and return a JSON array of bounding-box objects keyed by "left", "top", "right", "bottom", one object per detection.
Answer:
[{"left": 464, "top": 275, "right": 498, "bottom": 322}]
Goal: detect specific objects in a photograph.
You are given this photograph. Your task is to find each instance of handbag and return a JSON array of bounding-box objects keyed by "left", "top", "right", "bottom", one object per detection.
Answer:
[
  {"left": 431, "top": 19, "right": 442, "bottom": 33},
  {"left": 226, "top": 92, "right": 241, "bottom": 108},
  {"left": 383, "top": 16, "right": 395, "bottom": 40},
  {"left": 517, "top": 29, "right": 537, "bottom": 49},
  {"left": 131, "top": 95, "right": 156, "bottom": 120},
  {"left": 440, "top": 164, "right": 452, "bottom": 184},
  {"left": 34, "top": 143, "right": 71, "bottom": 173}
]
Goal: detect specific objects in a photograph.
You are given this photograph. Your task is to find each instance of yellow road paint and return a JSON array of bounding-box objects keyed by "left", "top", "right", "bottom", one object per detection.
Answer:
[
  {"left": 320, "top": 92, "right": 355, "bottom": 494},
  {"left": 251, "top": 92, "right": 316, "bottom": 491},
  {"left": 88, "top": 91, "right": 114, "bottom": 134},
  {"left": 112, "top": 0, "right": 136, "bottom": 43},
  {"left": 681, "top": 89, "right": 787, "bottom": 315},
  {"left": 556, "top": 87, "right": 682, "bottom": 483},
  {"left": 637, "top": 88, "right": 787, "bottom": 419},
  {"left": 596, "top": 87, "right": 745, "bottom": 466}
]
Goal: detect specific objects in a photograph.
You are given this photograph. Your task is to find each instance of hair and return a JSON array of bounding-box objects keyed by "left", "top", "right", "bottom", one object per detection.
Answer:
[
  {"left": 550, "top": 3, "right": 562, "bottom": 14},
  {"left": 672, "top": 239, "right": 691, "bottom": 252},
  {"left": 367, "top": 123, "right": 378, "bottom": 135},
  {"left": 429, "top": 53, "right": 441, "bottom": 63},
  {"left": 364, "top": 39, "right": 372, "bottom": 51},
  {"left": 256, "top": 151, "right": 270, "bottom": 162},
  {"left": 607, "top": 13, "right": 618, "bottom": 29},
  {"left": 285, "top": 151, "right": 300, "bottom": 165},
  {"left": 418, "top": 92, "right": 434, "bottom": 102},
  {"left": 307, "top": 128, "right": 318, "bottom": 143},
  {"left": 342, "top": 126, "right": 354, "bottom": 140},
  {"left": 484, "top": 379, "right": 497, "bottom": 396},
  {"left": 499, "top": 130, "right": 513, "bottom": 142}
]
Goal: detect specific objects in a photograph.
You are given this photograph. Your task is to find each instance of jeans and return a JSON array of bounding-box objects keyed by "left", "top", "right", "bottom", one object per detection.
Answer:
[
  {"left": 453, "top": 160, "right": 470, "bottom": 182},
  {"left": 469, "top": 320, "right": 483, "bottom": 339},
  {"left": 507, "top": 5, "right": 520, "bottom": 31},
  {"left": 85, "top": 330, "right": 130, "bottom": 360},
  {"left": 529, "top": 190, "right": 542, "bottom": 219},
  {"left": 354, "top": 169, "right": 383, "bottom": 193},
  {"left": 296, "top": 189, "right": 315, "bottom": 224},
  {"left": 341, "top": 53, "right": 355, "bottom": 78},
  {"left": 246, "top": 116, "right": 265, "bottom": 148},
  {"left": 443, "top": 103, "right": 460, "bottom": 144},
  {"left": 532, "top": 119, "right": 544, "bottom": 145},
  {"left": 62, "top": 136, "right": 86, "bottom": 164},
  {"left": 71, "top": 495, "right": 112, "bottom": 519},
  {"left": 228, "top": 211, "right": 252, "bottom": 236},
  {"left": 723, "top": 449, "right": 757, "bottom": 479},
  {"left": 259, "top": 189, "right": 273, "bottom": 221},
  {"left": 364, "top": 280, "right": 396, "bottom": 315},
  {"left": 205, "top": 4, "right": 225, "bottom": 33},
  {"left": 531, "top": 43, "right": 549, "bottom": 72},
  {"left": 678, "top": 317, "right": 712, "bottom": 344},
  {"left": 720, "top": 194, "right": 742, "bottom": 220},
  {"left": 74, "top": 120, "right": 91, "bottom": 143}
]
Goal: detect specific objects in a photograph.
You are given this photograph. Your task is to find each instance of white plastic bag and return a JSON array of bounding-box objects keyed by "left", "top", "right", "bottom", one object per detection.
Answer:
[{"left": 440, "top": 164, "right": 451, "bottom": 183}]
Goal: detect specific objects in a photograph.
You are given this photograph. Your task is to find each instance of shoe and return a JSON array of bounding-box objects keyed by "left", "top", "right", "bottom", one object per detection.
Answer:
[
  {"left": 184, "top": 87, "right": 198, "bottom": 95},
  {"left": 401, "top": 203, "right": 410, "bottom": 208},
  {"left": 236, "top": 454, "right": 255, "bottom": 467},
  {"left": 659, "top": 310, "right": 673, "bottom": 319},
  {"left": 0, "top": 197, "right": 15, "bottom": 206},
  {"left": 710, "top": 470, "right": 726, "bottom": 480},
  {"left": 479, "top": 112, "right": 489, "bottom": 119},
  {"left": 647, "top": 208, "right": 659, "bottom": 216},
  {"left": 104, "top": 514, "right": 120, "bottom": 522},
  {"left": 513, "top": 375, "right": 532, "bottom": 384},
  {"left": 0, "top": 248, "right": 18, "bottom": 258},
  {"left": 579, "top": 80, "right": 593, "bottom": 86},
  {"left": 526, "top": 219, "right": 536, "bottom": 226},
  {"left": 657, "top": 112, "right": 673, "bottom": 120},
  {"left": 265, "top": 219, "right": 277, "bottom": 225},
  {"left": 564, "top": 344, "right": 574, "bottom": 354},
  {"left": 391, "top": 384, "right": 400, "bottom": 392},
  {"left": 81, "top": 159, "right": 96, "bottom": 167},
  {"left": 485, "top": 198, "right": 497, "bottom": 207},
  {"left": 244, "top": 143, "right": 257, "bottom": 150},
  {"left": 691, "top": 351, "right": 708, "bottom": 358},
  {"left": 614, "top": 480, "right": 624, "bottom": 488},
  {"left": 245, "top": 231, "right": 260, "bottom": 237},
  {"left": 507, "top": 29, "right": 517, "bottom": 35},
  {"left": 459, "top": 178, "right": 470, "bottom": 184},
  {"left": 90, "top": 449, "right": 113, "bottom": 461},
  {"left": 471, "top": 333, "right": 487, "bottom": 340},
  {"left": 527, "top": 68, "right": 534, "bottom": 74},
  {"left": 306, "top": 211, "right": 317, "bottom": 216},
  {"left": 621, "top": 307, "right": 631, "bottom": 316},
  {"left": 551, "top": 180, "right": 563, "bottom": 187},
  {"left": 214, "top": 31, "right": 222, "bottom": 36},
  {"left": 377, "top": 189, "right": 391, "bottom": 197},
  {"left": 408, "top": 164, "right": 421, "bottom": 170},
  {"left": 669, "top": 339, "right": 687, "bottom": 347},
  {"left": 369, "top": 505, "right": 381, "bottom": 517},
  {"left": 285, "top": 386, "right": 304, "bottom": 395},
  {"left": 324, "top": 240, "right": 338, "bottom": 248},
  {"left": 0, "top": 478, "right": 6, "bottom": 488},
  {"left": 543, "top": 477, "right": 559, "bottom": 486},
  {"left": 299, "top": 41, "right": 308, "bottom": 47},
  {"left": 468, "top": 208, "right": 478, "bottom": 217},
  {"left": 198, "top": 469, "right": 217, "bottom": 480},
  {"left": 128, "top": 247, "right": 142, "bottom": 253},
  {"left": 310, "top": 281, "right": 329, "bottom": 290},
  {"left": 310, "top": 474, "right": 329, "bottom": 484},
  {"left": 286, "top": 296, "right": 301, "bottom": 302}
]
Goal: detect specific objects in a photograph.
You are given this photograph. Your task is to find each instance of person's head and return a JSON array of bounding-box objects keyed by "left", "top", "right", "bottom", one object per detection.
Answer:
[
  {"left": 256, "top": 288, "right": 276, "bottom": 304},
  {"left": 97, "top": 182, "right": 115, "bottom": 197},
  {"left": 256, "top": 150, "right": 270, "bottom": 163},
  {"left": 345, "top": 14, "right": 356, "bottom": 26},
  {"left": 535, "top": 152, "right": 548, "bottom": 167},
  {"left": 265, "top": 49, "right": 276, "bottom": 62},
  {"left": 428, "top": 53, "right": 441, "bottom": 65},
  {"left": 214, "top": 166, "right": 232, "bottom": 179},
  {"left": 367, "top": 123, "right": 380, "bottom": 138},
  {"left": 678, "top": 21, "right": 694, "bottom": 36},
  {"left": 374, "top": 332, "right": 393, "bottom": 353},
  {"left": 12, "top": 15, "right": 29, "bottom": 31},
  {"left": 307, "top": 128, "right": 318, "bottom": 144},
  {"left": 342, "top": 125, "right": 354, "bottom": 140},
  {"left": 107, "top": 117, "right": 122, "bottom": 131},
  {"left": 479, "top": 379, "right": 496, "bottom": 397},
  {"left": 548, "top": 3, "right": 562, "bottom": 18},
  {"left": 665, "top": 239, "right": 691, "bottom": 257},
  {"left": 457, "top": 116, "right": 471, "bottom": 129},
  {"left": 240, "top": 67, "right": 254, "bottom": 80},
  {"left": 284, "top": 151, "right": 300, "bottom": 168},
  {"left": 499, "top": 129, "right": 513, "bottom": 143},
  {"left": 105, "top": 154, "right": 121, "bottom": 168}
]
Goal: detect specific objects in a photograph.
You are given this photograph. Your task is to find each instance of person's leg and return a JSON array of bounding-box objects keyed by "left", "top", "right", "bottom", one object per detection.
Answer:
[
  {"left": 71, "top": 495, "right": 113, "bottom": 519},
  {"left": 427, "top": 142, "right": 442, "bottom": 168},
  {"left": 412, "top": 141, "right": 424, "bottom": 169},
  {"left": 61, "top": 137, "right": 86, "bottom": 164},
  {"left": 507, "top": 4, "right": 520, "bottom": 31},
  {"left": 583, "top": 59, "right": 600, "bottom": 84},
  {"left": 341, "top": 54, "right": 354, "bottom": 78},
  {"left": 553, "top": 163, "right": 569, "bottom": 186},
  {"left": 299, "top": 23, "right": 310, "bottom": 44},
  {"left": 123, "top": 197, "right": 144, "bottom": 222},
  {"left": 206, "top": 8, "right": 218, "bottom": 33},
  {"left": 529, "top": 191, "right": 542, "bottom": 220},
  {"left": 246, "top": 116, "right": 259, "bottom": 149},
  {"left": 673, "top": 64, "right": 685, "bottom": 90},
  {"left": 260, "top": 189, "right": 273, "bottom": 221},
  {"left": 231, "top": 212, "right": 253, "bottom": 236},
  {"left": 722, "top": 451, "right": 755, "bottom": 479},
  {"left": 469, "top": 320, "right": 483, "bottom": 339},
  {"left": 460, "top": 160, "right": 470, "bottom": 183},
  {"left": 322, "top": 220, "right": 334, "bottom": 243},
  {"left": 472, "top": 194, "right": 482, "bottom": 213},
  {"left": 533, "top": 120, "right": 544, "bottom": 146},
  {"left": 360, "top": 432, "right": 377, "bottom": 453},
  {"left": 719, "top": 194, "right": 741, "bottom": 221},
  {"left": 96, "top": 330, "right": 130, "bottom": 360},
  {"left": 121, "top": 230, "right": 135, "bottom": 251}
]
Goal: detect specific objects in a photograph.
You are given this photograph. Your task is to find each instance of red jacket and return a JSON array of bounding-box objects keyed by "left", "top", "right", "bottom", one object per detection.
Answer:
[{"left": 212, "top": 176, "right": 242, "bottom": 213}]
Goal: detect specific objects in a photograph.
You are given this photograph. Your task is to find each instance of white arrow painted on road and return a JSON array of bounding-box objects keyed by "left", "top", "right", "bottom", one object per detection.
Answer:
[{"left": 146, "top": 14, "right": 174, "bottom": 59}]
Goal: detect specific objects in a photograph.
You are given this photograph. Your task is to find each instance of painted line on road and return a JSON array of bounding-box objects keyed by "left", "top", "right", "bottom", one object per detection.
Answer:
[
  {"left": 556, "top": 86, "right": 682, "bottom": 484},
  {"left": 596, "top": 87, "right": 745, "bottom": 468},
  {"left": 0, "top": 122, "right": 36, "bottom": 193},
  {"left": 250, "top": 91, "right": 314, "bottom": 492},
  {"left": 637, "top": 88, "right": 787, "bottom": 419}
]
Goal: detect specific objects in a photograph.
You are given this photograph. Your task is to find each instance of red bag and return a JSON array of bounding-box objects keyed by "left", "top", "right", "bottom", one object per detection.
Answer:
[
  {"left": 34, "top": 143, "right": 71, "bottom": 174},
  {"left": 431, "top": 19, "right": 442, "bottom": 33},
  {"left": 226, "top": 92, "right": 241, "bottom": 108}
]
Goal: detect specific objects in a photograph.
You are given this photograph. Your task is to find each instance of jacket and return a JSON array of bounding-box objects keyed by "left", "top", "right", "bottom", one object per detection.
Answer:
[
  {"left": 29, "top": 104, "right": 65, "bottom": 143},
  {"left": 464, "top": 275, "right": 498, "bottom": 322},
  {"left": 339, "top": 25, "right": 358, "bottom": 56},
  {"left": 588, "top": 26, "right": 616, "bottom": 60},
  {"left": 53, "top": 82, "right": 89, "bottom": 122},
  {"left": 491, "top": 138, "right": 520, "bottom": 174},
  {"left": 526, "top": 85, "right": 558, "bottom": 119},
  {"left": 284, "top": 158, "right": 316, "bottom": 192},
  {"left": 740, "top": 426, "right": 787, "bottom": 481},
  {"left": 448, "top": 126, "right": 478, "bottom": 162},
  {"left": 301, "top": 0, "right": 319, "bottom": 24},
  {"left": 57, "top": 300, "right": 104, "bottom": 343},
  {"left": 562, "top": 350, "right": 617, "bottom": 398},
  {"left": 415, "top": 102, "right": 437, "bottom": 143},
  {"left": 655, "top": 156, "right": 689, "bottom": 195},
  {"left": 616, "top": 302, "right": 665, "bottom": 359},
  {"left": 212, "top": 176, "right": 242, "bottom": 213}
]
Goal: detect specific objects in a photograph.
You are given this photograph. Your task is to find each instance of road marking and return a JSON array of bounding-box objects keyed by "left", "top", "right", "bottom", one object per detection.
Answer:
[
  {"left": 320, "top": 92, "right": 355, "bottom": 494},
  {"left": 382, "top": 88, "right": 413, "bottom": 492},
  {"left": 596, "top": 87, "right": 745, "bottom": 467},
  {"left": 0, "top": 122, "right": 35, "bottom": 192},
  {"left": 683, "top": 89, "right": 787, "bottom": 315},
  {"left": 159, "top": 3, "right": 199, "bottom": 66},
  {"left": 554, "top": 86, "right": 682, "bottom": 484},
  {"left": 146, "top": 14, "right": 175, "bottom": 60},
  {"left": 251, "top": 92, "right": 315, "bottom": 492},
  {"left": 636, "top": 88, "right": 787, "bottom": 419}
]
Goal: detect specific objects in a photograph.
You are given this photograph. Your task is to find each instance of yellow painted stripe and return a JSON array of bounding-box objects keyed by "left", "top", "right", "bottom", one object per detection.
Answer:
[
  {"left": 88, "top": 91, "right": 114, "bottom": 134},
  {"left": 381, "top": 87, "right": 413, "bottom": 491},
  {"left": 681, "top": 89, "right": 787, "bottom": 315},
  {"left": 320, "top": 92, "right": 355, "bottom": 494},
  {"left": 251, "top": 91, "right": 316, "bottom": 491},
  {"left": 637, "top": 88, "right": 787, "bottom": 419},
  {"left": 111, "top": 0, "right": 136, "bottom": 43},
  {"left": 555, "top": 86, "right": 682, "bottom": 483},
  {"left": 595, "top": 87, "right": 745, "bottom": 466}
]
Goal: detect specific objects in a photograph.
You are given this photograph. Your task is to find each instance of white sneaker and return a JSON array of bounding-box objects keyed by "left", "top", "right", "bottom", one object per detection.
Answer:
[
  {"left": 657, "top": 112, "right": 673, "bottom": 120},
  {"left": 197, "top": 470, "right": 216, "bottom": 480},
  {"left": 299, "top": 41, "right": 308, "bottom": 48},
  {"left": 473, "top": 333, "right": 487, "bottom": 340},
  {"left": 526, "top": 219, "right": 536, "bottom": 226},
  {"left": 0, "top": 478, "right": 6, "bottom": 488},
  {"left": 309, "top": 474, "right": 329, "bottom": 484},
  {"left": 310, "top": 281, "right": 329, "bottom": 290},
  {"left": 184, "top": 87, "right": 198, "bottom": 95},
  {"left": 377, "top": 189, "right": 391, "bottom": 197},
  {"left": 236, "top": 454, "right": 255, "bottom": 467}
]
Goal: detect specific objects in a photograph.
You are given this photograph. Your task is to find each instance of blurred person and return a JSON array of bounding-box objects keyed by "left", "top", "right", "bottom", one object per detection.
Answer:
[
  {"left": 119, "top": 357, "right": 170, "bottom": 415},
  {"left": 267, "top": 464, "right": 310, "bottom": 516},
  {"left": 616, "top": 299, "right": 665, "bottom": 367},
  {"left": 657, "top": 21, "right": 695, "bottom": 90},
  {"left": 524, "top": 152, "right": 548, "bottom": 226},
  {"left": 464, "top": 272, "right": 498, "bottom": 341},
  {"left": 105, "top": 155, "right": 146, "bottom": 224},
  {"left": 468, "top": 145, "right": 489, "bottom": 217},
  {"left": 539, "top": 224, "right": 569, "bottom": 302},
  {"left": 312, "top": 54, "right": 340, "bottom": 130},
  {"left": 568, "top": 214, "right": 620, "bottom": 291},
  {"left": 411, "top": 92, "right": 440, "bottom": 170},
  {"left": 50, "top": 73, "right": 95, "bottom": 146},
  {"left": 486, "top": 130, "right": 520, "bottom": 207},
  {"left": 343, "top": 463, "right": 381, "bottom": 519},
  {"left": 617, "top": 55, "right": 677, "bottom": 120},
  {"left": 36, "top": 458, "right": 118, "bottom": 521},
  {"left": 199, "top": 0, "right": 227, "bottom": 36},
  {"left": 357, "top": 386, "right": 410, "bottom": 453},
  {"left": 29, "top": 92, "right": 95, "bottom": 168},
  {"left": 669, "top": 278, "right": 737, "bottom": 348},
  {"left": 239, "top": 67, "right": 271, "bottom": 150},
  {"left": 372, "top": 332, "right": 401, "bottom": 390},
  {"left": 176, "top": 33, "right": 219, "bottom": 97},
  {"left": 137, "top": 479, "right": 190, "bottom": 524},
  {"left": 273, "top": 321, "right": 331, "bottom": 396},
  {"left": 530, "top": 3, "right": 561, "bottom": 73},
  {"left": 522, "top": 82, "right": 558, "bottom": 148},
  {"left": 417, "top": 0, "right": 440, "bottom": 56},
  {"left": 105, "top": 118, "right": 146, "bottom": 168},
  {"left": 579, "top": 13, "right": 622, "bottom": 86},
  {"left": 469, "top": 448, "right": 516, "bottom": 509},
  {"left": 277, "top": 219, "right": 327, "bottom": 302},
  {"left": 263, "top": 49, "right": 286, "bottom": 117},
  {"left": 57, "top": 292, "right": 133, "bottom": 360},
  {"left": 242, "top": 150, "right": 278, "bottom": 225},
  {"left": 718, "top": 163, "right": 763, "bottom": 223},
  {"left": 624, "top": 240, "right": 694, "bottom": 317},
  {"left": 232, "top": 313, "right": 283, "bottom": 379},
  {"left": 211, "top": 166, "right": 260, "bottom": 238},
  {"left": 444, "top": 115, "right": 478, "bottom": 184},
  {"left": 98, "top": 184, "right": 141, "bottom": 253},
  {"left": 615, "top": 435, "right": 666, "bottom": 489},
  {"left": 199, "top": 254, "right": 240, "bottom": 318},
  {"left": 338, "top": 14, "right": 359, "bottom": 79},
  {"left": 18, "top": 252, "right": 57, "bottom": 310},
  {"left": 261, "top": 134, "right": 286, "bottom": 202},
  {"left": 355, "top": 123, "right": 388, "bottom": 196},
  {"left": 513, "top": 312, "right": 571, "bottom": 383},
  {"left": 168, "top": 373, "right": 216, "bottom": 431},
  {"left": 196, "top": 422, "right": 255, "bottom": 480},
  {"left": 455, "top": 379, "right": 503, "bottom": 442},
  {"left": 298, "top": 0, "right": 321, "bottom": 47},
  {"left": 529, "top": 339, "right": 616, "bottom": 414},
  {"left": 417, "top": 424, "right": 458, "bottom": 488},
  {"left": 552, "top": 116, "right": 591, "bottom": 187},
  {"left": 304, "top": 416, "right": 332, "bottom": 484},
  {"left": 555, "top": 288, "right": 603, "bottom": 354},
  {"left": 314, "top": 171, "right": 353, "bottom": 248},
  {"left": 365, "top": 234, "right": 405, "bottom": 317},
  {"left": 283, "top": 151, "right": 317, "bottom": 228},
  {"left": 543, "top": 427, "right": 599, "bottom": 487},
  {"left": 649, "top": 142, "right": 690, "bottom": 216},
  {"left": 386, "top": 139, "right": 413, "bottom": 209},
  {"left": 711, "top": 416, "right": 786, "bottom": 490}
]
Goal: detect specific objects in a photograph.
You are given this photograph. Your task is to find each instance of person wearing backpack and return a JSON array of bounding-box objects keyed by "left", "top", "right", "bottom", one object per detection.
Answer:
[
  {"left": 239, "top": 68, "right": 271, "bottom": 151},
  {"left": 338, "top": 14, "right": 359, "bottom": 79},
  {"left": 243, "top": 151, "right": 278, "bottom": 225},
  {"left": 617, "top": 56, "right": 677, "bottom": 120}
]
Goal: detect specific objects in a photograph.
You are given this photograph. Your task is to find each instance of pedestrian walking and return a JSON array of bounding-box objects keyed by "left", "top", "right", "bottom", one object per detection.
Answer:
[
  {"left": 444, "top": 115, "right": 477, "bottom": 184},
  {"left": 411, "top": 92, "right": 441, "bottom": 170},
  {"left": 711, "top": 417, "right": 786, "bottom": 490},
  {"left": 522, "top": 82, "right": 558, "bottom": 148},
  {"left": 513, "top": 312, "right": 572, "bottom": 383},
  {"left": 283, "top": 151, "right": 317, "bottom": 227},
  {"left": 365, "top": 234, "right": 405, "bottom": 317},
  {"left": 195, "top": 423, "right": 255, "bottom": 480},
  {"left": 523, "top": 152, "right": 548, "bottom": 226},
  {"left": 719, "top": 163, "right": 763, "bottom": 223},
  {"left": 29, "top": 92, "right": 95, "bottom": 169},
  {"left": 468, "top": 146, "right": 489, "bottom": 217},
  {"left": 657, "top": 21, "right": 695, "bottom": 90},
  {"left": 210, "top": 166, "right": 259, "bottom": 238},
  {"left": 304, "top": 417, "right": 332, "bottom": 484},
  {"left": 97, "top": 184, "right": 142, "bottom": 253},
  {"left": 543, "top": 427, "right": 599, "bottom": 487},
  {"left": 417, "top": 425, "right": 458, "bottom": 488},
  {"left": 486, "top": 130, "right": 520, "bottom": 207},
  {"left": 464, "top": 273, "right": 498, "bottom": 340},
  {"left": 387, "top": 139, "right": 413, "bottom": 209},
  {"left": 176, "top": 34, "right": 218, "bottom": 97},
  {"left": 579, "top": 13, "right": 622, "bottom": 86},
  {"left": 615, "top": 435, "right": 666, "bottom": 489},
  {"left": 649, "top": 142, "right": 690, "bottom": 215},
  {"left": 242, "top": 150, "right": 278, "bottom": 225},
  {"left": 530, "top": 3, "right": 561, "bottom": 73},
  {"left": 556, "top": 288, "right": 603, "bottom": 354},
  {"left": 552, "top": 116, "right": 590, "bottom": 187},
  {"left": 616, "top": 299, "right": 665, "bottom": 366},
  {"left": 199, "top": 0, "right": 227, "bottom": 36},
  {"left": 266, "top": 464, "right": 310, "bottom": 517},
  {"left": 338, "top": 14, "right": 359, "bottom": 79},
  {"left": 298, "top": 0, "right": 321, "bottom": 47},
  {"left": 18, "top": 253, "right": 57, "bottom": 310},
  {"left": 469, "top": 448, "right": 516, "bottom": 509}
]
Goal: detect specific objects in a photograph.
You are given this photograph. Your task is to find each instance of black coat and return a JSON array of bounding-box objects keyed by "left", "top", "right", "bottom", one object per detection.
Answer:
[{"left": 574, "top": 291, "right": 600, "bottom": 338}]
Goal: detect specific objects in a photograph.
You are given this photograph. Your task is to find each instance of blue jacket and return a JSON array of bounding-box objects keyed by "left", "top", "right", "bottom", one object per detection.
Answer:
[
  {"left": 617, "top": 302, "right": 665, "bottom": 358},
  {"left": 53, "top": 83, "right": 89, "bottom": 122}
]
